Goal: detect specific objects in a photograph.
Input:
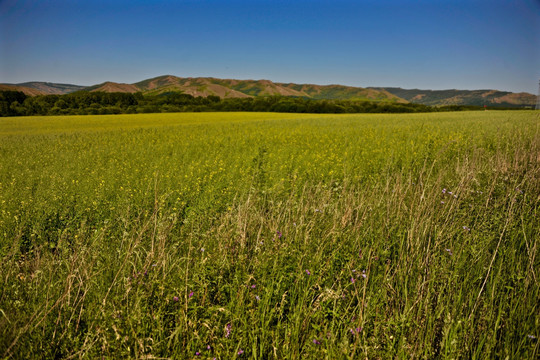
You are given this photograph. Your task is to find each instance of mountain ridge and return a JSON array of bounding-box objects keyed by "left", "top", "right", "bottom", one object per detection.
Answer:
[
  {"left": 1, "top": 76, "right": 536, "bottom": 107},
  {"left": 374, "top": 87, "right": 536, "bottom": 107}
]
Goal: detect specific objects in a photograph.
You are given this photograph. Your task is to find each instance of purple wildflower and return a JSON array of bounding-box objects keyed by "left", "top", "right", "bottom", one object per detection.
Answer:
[
  {"left": 225, "top": 323, "right": 232, "bottom": 338},
  {"left": 173, "top": 296, "right": 179, "bottom": 302},
  {"left": 361, "top": 270, "right": 366, "bottom": 279},
  {"left": 189, "top": 291, "right": 194, "bottom": 298},
  {"left": 251, "top": 284, "right": 256, "bottom": 289},
  {"left": 238, "top": 349, "right": 244, "bottom": 355},
  {"left": 207, "top": 345, "right": 211, "bottom": 350},
  {"left": 305, "top": 269, "right": 311, "bottom": 275},
  {"left": 442, "top": 188, "right": 447, "bottom": 194},
  {"left": 255, "top": 295, "right": 261, "bottom": 301},
  {"left": 350, "top": 277, "right": 355, "bottom": 283},
  {"left": 313, "top": 339, "right": 321, "bottom": 345},
  {"left": 463, "top": 226, "right": 470, "bottom": 231},
  {"left": 195, "top": 352, "right": 200, "bottom": 356},
  {"left": 277, "top": 231, "right": 282, "bottom": 238},
  {"left": 445, "top": 248, "right": 453, "bottom": 256}
]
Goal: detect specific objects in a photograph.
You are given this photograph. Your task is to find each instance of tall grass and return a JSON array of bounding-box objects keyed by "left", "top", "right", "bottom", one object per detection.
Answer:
[{"left": 0, "top": 111, "right": 538, "bottom": 358}]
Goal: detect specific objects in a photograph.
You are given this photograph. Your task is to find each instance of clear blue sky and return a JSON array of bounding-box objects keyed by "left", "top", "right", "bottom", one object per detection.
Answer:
[{"left": 1, "top": 0, "right": 539, "bottom": 93}]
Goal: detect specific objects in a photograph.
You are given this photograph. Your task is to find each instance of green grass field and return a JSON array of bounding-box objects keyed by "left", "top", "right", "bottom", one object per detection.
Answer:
[{"left": 1, "top": 111, "right": 539, "bottom": 359}]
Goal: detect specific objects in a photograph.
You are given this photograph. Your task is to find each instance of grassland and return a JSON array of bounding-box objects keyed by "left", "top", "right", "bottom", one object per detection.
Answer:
[{"left": 0, "top": 111, "right": 539, "bottom": 359}]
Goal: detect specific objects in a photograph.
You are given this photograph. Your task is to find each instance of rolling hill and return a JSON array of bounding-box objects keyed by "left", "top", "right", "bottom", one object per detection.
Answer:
[
  {"left": 0, "top": 84, "right": 46, "bottom": 96},
  {"left": 115, "top": 75, "right": 406, "bottom": 102},
  {"left": 0, "top": 82, "right": 86, "bottom": 95},
  {"left": 376, "top": 87, "right": 537, "bottom": 107},
  {"left": 2, "top": 76, "right": 536, "bottom": 107}
]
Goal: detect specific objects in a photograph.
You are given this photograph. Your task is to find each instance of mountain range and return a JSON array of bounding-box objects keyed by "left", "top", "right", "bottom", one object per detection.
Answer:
[{"left": 1, "top": 75, "right": 536, "bottom": 107}]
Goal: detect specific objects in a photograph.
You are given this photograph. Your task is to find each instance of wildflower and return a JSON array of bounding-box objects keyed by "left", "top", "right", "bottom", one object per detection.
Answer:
[
  {"left": 361, "top": 270, "right": 366, "bottom": 279},
  {"left": 527, "top": 334, "right": 537, "bottom": 339},
  {"left": 238, "top": 349, "right": 244, "bottom": 355},
  {"left": 189, "top": 291, "right": 194, "bottom": 298},
  {"left": 173, "top": 296, "right": 179, "bottom": 302},
  {"left": 442, "top": 188, "right": 447, "bottom": 194},
  {"left": 207, "top": 345, "right": 211, "bottom": 350},
  {"left": 201, "top": 247, "right": 205, "bottom": 252},
  {"left": 255, "top": 295, "right": 260, "bottom": 301},
  {"left": 445, "top": 249, "right": 453, "bottom": 256},
  {"left": 313, "top": 339, "right": 321, "bottom": 345},
  {"left": 350, "top": 277, "right": 355, "bottom": 283},
  {"left": 251, "top": 284, "right": 256, "bottom": 289},
  {"left": 305, "top": 269, "right": 311, "bottom": 275},
  {"left": 463, "top": 226, "right": 470, "bottom": 231},
  {"left": 195, "top": 352, "right": 200, "bottom": 356},
  {"left": 277, "top": 230, "right": 282, "bottom": 238},
  {"left": 225, "top": 323, "right": 232, "bottom": 338},
  {"left": 441, "top": 201, "right": 445, "bottom": 204}
]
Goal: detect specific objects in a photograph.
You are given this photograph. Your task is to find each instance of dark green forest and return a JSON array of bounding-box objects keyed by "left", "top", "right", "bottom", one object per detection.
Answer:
[{"left": 0, "top": 90, "right": 513, "bottom": 117}]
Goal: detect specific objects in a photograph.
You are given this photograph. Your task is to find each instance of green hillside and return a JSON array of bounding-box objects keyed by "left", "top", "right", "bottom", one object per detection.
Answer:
[{"left": 378, "top": 87, "right": 536, "bottom": 107}]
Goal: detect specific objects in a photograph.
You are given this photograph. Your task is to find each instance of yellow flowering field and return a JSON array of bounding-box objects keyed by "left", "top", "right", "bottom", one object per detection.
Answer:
[{"left": 0, "top": 111, "right": 538, "bottom": 358}]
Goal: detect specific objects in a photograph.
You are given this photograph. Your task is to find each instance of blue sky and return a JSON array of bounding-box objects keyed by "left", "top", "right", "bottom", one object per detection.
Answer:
[{"left": 1, "top": 0, "right": 539, "bottom": 93}]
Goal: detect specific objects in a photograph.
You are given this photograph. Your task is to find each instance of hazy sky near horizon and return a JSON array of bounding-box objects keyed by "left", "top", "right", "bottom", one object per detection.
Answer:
[{"left": 1, "top": 0, "right": 539, "bottom": 93}]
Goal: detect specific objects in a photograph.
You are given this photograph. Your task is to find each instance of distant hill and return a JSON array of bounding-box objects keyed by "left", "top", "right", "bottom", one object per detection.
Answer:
[
  {"left": 0, "top": 84, "right": 45, "bottom": 96},
  {"left": 376, "top": 87, "right": 536, "bottom": 107},
  {"left": 85, "top": 81, "right": 139, "bottom": 93},
  {"left": 2, "top": 76, "right": 535, "bottom": 107},
  {"left": 0, "top": 82, "right": 86, "bottom": 95},
  {"left": 106, "top": 75, "right": 407, "bottom": 102}
]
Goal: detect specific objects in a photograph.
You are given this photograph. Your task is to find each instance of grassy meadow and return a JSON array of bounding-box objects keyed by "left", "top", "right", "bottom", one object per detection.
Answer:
[{"left": 0, "top": 111, "right": 539, "bottom": 359}]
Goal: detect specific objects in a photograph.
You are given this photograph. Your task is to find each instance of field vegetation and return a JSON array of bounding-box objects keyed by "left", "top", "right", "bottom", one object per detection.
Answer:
[{"left": 0, "top": 111, "right": 538, "bottom": 358}]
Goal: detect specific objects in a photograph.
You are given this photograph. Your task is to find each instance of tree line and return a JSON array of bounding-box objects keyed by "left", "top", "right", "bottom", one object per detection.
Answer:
[{"left": 0, "top": 90, "right": 508, "bottom": 117}]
